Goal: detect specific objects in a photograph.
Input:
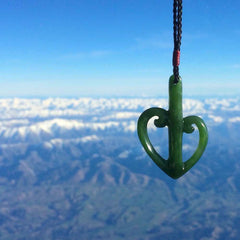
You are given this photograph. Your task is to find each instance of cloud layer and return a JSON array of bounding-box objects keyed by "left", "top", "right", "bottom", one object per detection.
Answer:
[{"left": 0, "top": 97, "right": 239, "bottom": 144}]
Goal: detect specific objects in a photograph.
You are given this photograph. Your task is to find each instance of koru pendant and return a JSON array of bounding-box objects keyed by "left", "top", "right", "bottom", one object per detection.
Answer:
[{"left": 137, "top": 75, "right": 208, "bottom": 179}]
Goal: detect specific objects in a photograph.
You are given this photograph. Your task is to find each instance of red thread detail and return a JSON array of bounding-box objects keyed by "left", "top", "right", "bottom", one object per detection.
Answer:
[{"left": 172, "top": 50, "right": 180, "bottom": 67}]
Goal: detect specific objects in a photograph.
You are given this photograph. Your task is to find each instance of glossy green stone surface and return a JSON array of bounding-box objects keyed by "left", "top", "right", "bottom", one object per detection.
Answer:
[{"left": 137, "top": 75, "right": 208, "bottom": 179}]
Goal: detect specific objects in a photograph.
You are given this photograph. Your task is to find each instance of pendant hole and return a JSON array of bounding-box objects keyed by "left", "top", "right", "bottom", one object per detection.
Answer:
[{"left": 147, "top": 117, "right": 169, "bottom": 160}]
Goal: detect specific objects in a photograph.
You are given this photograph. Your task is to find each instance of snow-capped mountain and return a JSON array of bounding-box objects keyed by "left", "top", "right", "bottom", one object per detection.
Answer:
[{"left": 0, "top": 97, "right": 239, "bottom": 142}]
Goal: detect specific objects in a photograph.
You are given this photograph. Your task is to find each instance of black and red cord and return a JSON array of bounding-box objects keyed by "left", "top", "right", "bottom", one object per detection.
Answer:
[{"left": 172, "top": 0, "right": 182, "bottom": 83}]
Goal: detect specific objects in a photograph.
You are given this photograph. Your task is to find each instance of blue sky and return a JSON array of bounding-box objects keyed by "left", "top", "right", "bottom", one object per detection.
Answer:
[{"left": 0, "top": 0, "right": 240, "bottom": 97}]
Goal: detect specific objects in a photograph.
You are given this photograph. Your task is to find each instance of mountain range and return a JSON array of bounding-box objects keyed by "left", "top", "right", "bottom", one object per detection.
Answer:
[{"left": 0, "top": 97, "right": 240, "bottom": 240}]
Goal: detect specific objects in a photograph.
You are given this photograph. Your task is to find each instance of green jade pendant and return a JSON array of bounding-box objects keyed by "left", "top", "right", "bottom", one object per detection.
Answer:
[{"left": 137, "top": 75, "right": 208, "bottom": 179}]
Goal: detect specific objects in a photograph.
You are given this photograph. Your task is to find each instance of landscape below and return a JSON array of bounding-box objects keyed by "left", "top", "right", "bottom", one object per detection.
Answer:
[{"left": 0, "top": 97, "right": 240, "bottom": 240}]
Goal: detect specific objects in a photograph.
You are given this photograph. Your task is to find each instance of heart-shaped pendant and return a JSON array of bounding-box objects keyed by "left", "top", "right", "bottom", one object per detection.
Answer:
[{"left": 137, "top": 75, "right": 208, "bottom": 179}]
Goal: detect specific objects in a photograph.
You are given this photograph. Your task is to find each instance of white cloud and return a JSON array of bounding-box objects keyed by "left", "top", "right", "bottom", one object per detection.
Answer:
[
  {"left": 0, "top": 97, "right": 239, "bottom": 143},
  {"left": 0, "top": 118, "right": 121, "bottom": 139},
  {"left": 205, "top": 98, "right": 240, "bottom": 111},
  {"left": 208, "top": 115, "right": 224, "bottom": 123},
  {"left": 101, "top": 112, "right": 140, "bottom": 121},
  {"left": 183, "top": 99, "right": 206, "bottom": 115},
  {"left": 122, "top": 120, "right": 136, "bottom": 132},
  {"left": 118, "top": 150, "right": 130, "bottom": 159},
  {"left": 42, "top": 135, "right": 100, "bottom": 149},
  {"left": 229, "top": 117, "right": 240, "bottom": 123}
]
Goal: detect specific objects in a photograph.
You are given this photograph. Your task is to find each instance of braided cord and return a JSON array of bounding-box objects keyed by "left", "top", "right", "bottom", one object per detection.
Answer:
[{"left": 173, "top": 0, "right": 182, "bottom": 83}]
